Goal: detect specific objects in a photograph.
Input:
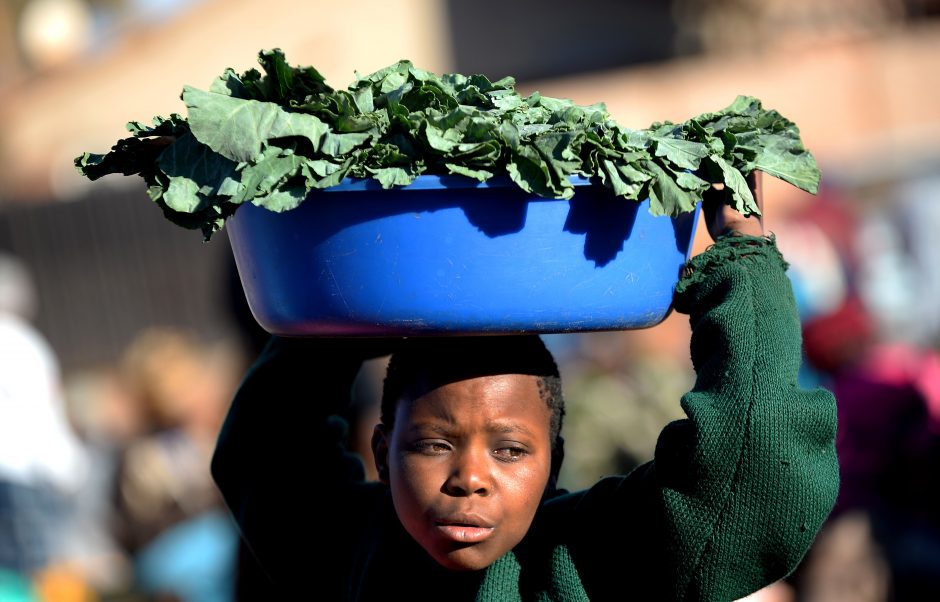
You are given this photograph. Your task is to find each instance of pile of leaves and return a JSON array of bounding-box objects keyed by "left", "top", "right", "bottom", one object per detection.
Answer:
[{"left": 76, "top": 49, "right": 819, "bottom": 240}]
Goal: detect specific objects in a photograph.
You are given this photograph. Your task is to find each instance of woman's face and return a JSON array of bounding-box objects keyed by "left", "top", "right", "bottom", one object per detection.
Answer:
[{"left": 373, "top": 373, "right": 553, "bottom": 571}]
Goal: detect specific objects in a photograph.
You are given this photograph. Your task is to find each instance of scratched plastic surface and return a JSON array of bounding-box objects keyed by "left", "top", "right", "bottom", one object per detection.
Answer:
[{"left": 227, "top": 175, "right": 700, "bottom": 336}]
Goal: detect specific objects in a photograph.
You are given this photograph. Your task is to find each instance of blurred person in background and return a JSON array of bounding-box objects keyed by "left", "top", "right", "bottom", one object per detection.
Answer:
[
  {"left": 60, "top": 362, "right": 163, "bottom": 598},
  {"left": 112, "top": 327, "right": 239, "bottom": 602},
  {"left": 0, "top": 252, "right": 90, "bottom": 600},
  {"left": 796, "top": 296, "right": 940, "bottom": 601},
  {"left": 851, "top": 175, "right": 940, "bottom": 347},
  {"left": 772, "top": 187, "right": 940, "bottom": 601},
  {"left": 553, "top": 327, "right": 691, "bottom": 492}
]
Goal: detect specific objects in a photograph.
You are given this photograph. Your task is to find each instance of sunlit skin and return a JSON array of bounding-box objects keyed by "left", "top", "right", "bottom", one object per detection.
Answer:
[{"left": 372, "top": 374, "right": 553, "bottom": 571}]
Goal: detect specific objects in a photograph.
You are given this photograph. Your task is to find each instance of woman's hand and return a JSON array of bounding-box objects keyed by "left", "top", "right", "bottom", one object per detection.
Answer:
[{"left": 702, "top": 171, "right": 764, "bottom": 240}]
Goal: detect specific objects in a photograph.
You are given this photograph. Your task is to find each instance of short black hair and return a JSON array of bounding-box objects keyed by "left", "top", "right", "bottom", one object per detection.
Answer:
[{"left": 380, "top": 335, "right": 565, "bottom": 452}]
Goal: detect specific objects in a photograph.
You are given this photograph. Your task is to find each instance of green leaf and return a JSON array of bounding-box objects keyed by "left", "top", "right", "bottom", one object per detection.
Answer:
[
  {"left": 708, "top": 155, "right": 759, "bottom": 215},
  {"left": 157, "top": 132, "right": 238, "bottom": 213},
  {"left": 423, "top": 120, "right": 463, "bottom": 153},
  {"left": 353, "top": 85, "right": 375, "bottom": 113},
  {"left": 184, "top": 86, "right": 335, "bottom": 162},
  {"left": 209, "top": 69, "right": 251, "bottom": 98},
  {"left": 645, "top": 160, "right": 700, "bottom": 217},
  {"left": 597, "top": 159, "right": 646, "bottom": 199},
  {"left": 320, "top": 131, "right": 376, "bottom": 156},
  {"left": 368, "top": 166, "right": 415, "bottom": 188},
  {"left": 689, "top": 95, "right": 819, "bottom": 197},
  {"left": 252, "top": 183, "right": 307, "bottom": 212},
  {"left": 255, "top": 48, "right": 332, "bottom": 102},
  {"left": 498, "top": 121, "right": 521, "bottom": 150},
  {"left": 488, "top": 89, "right": 524, "bottom": 111},
  {"left": 127, "top": 114, "right": 189, "bottom": 137},
  {"left": 652, "top": 136, "right": 709, "bottom": 170},
  {"left": 533, "top": 130, "right": 583, "bottom": 198},
  {"left": 752, "top": 132, "right": 820, "bottom": 194},
  {"left": 75, "top": 50, "right": 821, "bottom": 236},
  {"left": 445, "top": 163, "right": 492, "bottom": 181},
  {"left": 75, "top": 137, "right": 172, "bottom": 180},
  {"left": 450, "top": 140, "right": 500, "bottom": 164},
  {"left": 675, "top": 170, "right": 710, "bottom": 194},
  {"left": 231, "top": 146, "right": 306, "bottom": 204},
  {"left": 302, "top": 156, "right": 354, "bottom": 189},
  {"left": 258, "top": 48, "right": 296, "bottom": 101},
  {"left": 506, "top": 146, "right": 557, "bottom": 198}
]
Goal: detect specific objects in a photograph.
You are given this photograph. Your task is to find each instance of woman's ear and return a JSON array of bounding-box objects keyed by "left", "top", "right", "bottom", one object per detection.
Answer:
[{"left": 371, "top": 424, "right": 391, "bottom": 485}]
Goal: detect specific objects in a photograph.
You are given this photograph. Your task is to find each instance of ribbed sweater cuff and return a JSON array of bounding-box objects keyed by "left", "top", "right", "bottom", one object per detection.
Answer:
[{"left": 674, "top": 233, "right": 787, "bottom": 299}]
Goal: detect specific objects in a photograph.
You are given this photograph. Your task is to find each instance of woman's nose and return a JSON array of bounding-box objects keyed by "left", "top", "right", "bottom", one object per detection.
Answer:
[{"left": 442, "top": 448, "right": 491, "bottom": 497}]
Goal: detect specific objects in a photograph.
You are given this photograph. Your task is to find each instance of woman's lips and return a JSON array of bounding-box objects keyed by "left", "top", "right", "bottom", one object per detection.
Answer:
[
  {"left": 435, "top": 524, "right": 495, "bottom": 543},
  {"left": 434, "top": 514, "right": 495, "bottom": 543}
]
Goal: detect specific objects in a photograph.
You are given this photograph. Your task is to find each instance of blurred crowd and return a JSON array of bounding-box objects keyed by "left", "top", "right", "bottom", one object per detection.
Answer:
[
  {"left": 782, "top": 173, "right": 940, "bottom": 601},
  {"left": 2, "top": 175, "right": 940, "bottom": 601},
  {"left": 0, "top": 254, "right": 245, "bottom": 601}
]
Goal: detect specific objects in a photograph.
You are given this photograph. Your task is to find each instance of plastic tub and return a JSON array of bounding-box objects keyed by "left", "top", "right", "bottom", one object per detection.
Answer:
[{"left": 227, "top": 175, "right": 700, "bottom": 336}]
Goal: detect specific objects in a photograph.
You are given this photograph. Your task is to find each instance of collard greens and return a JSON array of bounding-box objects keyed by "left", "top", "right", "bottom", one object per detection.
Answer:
[{"left": 76, "top": 49, "right": 819, "bottom": 240}]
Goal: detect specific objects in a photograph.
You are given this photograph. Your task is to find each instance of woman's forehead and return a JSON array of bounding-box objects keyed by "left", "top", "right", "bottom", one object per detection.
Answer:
[{"left": 397, "top": 373, "right": 550, "bottom": 428}]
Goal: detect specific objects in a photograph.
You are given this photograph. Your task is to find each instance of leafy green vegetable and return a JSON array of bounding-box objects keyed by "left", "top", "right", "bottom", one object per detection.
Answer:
[{"left": 75, "top": 48, "right": 820, "bottom": 240}]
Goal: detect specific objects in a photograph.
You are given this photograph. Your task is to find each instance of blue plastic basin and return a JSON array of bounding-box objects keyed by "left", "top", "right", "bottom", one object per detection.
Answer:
[{"left": 227, "top": 175, "right": 700, "bottom": 336}]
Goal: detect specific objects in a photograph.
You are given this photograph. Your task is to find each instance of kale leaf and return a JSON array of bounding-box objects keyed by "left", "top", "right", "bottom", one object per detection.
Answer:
[{"left": 75, "top": 49, "right": 820, "bottom": 240}]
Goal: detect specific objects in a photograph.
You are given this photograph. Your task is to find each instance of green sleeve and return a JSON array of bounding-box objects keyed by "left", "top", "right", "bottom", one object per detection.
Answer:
[
  {"left": 551, "top": 235, "right": 839, "bottom": 601},
  {"left": 210, "top": 336, "right": 393, "bottom": 591},
  {"left": 659, "top": 234, "right": 839, "bottom": 599}
]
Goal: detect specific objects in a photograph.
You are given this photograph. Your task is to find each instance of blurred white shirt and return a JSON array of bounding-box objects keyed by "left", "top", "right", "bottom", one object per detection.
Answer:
[{"left": 0, "top": 313, "right": 87, "bottom": 491}]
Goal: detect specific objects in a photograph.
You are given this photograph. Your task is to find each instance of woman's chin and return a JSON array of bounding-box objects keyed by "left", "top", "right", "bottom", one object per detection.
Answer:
[{"left": 433, "top": 545, "right": 502, "bottom": 572}]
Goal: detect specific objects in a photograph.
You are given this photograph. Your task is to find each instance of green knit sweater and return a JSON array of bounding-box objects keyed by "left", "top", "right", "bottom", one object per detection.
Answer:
[{"left": 211, "top": 234, "right": 839, "bottom": 601}]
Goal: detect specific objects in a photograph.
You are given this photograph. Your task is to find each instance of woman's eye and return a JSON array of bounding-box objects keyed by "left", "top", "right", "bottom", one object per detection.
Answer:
[
  {"left": 493, "top": 446, "right": 528, "bottom": 462},
  {"left": 413, "top": 441, "right": 451, "bottom": 455}
]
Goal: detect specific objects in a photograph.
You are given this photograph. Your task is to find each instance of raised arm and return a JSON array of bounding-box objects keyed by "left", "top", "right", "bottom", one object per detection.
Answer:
[
  {"left": 211, "top": 336, "right": 395, "bottom": 588},
  {"left": 657, "top": 234, "right": 838, "bottom": 599},
  {"left": 552, "top": 173, "right": 839, "bottom": 600}
]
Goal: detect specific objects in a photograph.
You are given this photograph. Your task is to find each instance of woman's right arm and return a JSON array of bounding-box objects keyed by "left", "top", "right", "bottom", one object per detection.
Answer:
[{"left": 211, "top": 336, "right": 394, "bottom": 587}]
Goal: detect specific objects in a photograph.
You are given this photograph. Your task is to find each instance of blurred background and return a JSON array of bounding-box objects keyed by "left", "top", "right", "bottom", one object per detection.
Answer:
[{"left": 0, "top": 0, "right": 939, "bottom": 600}]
